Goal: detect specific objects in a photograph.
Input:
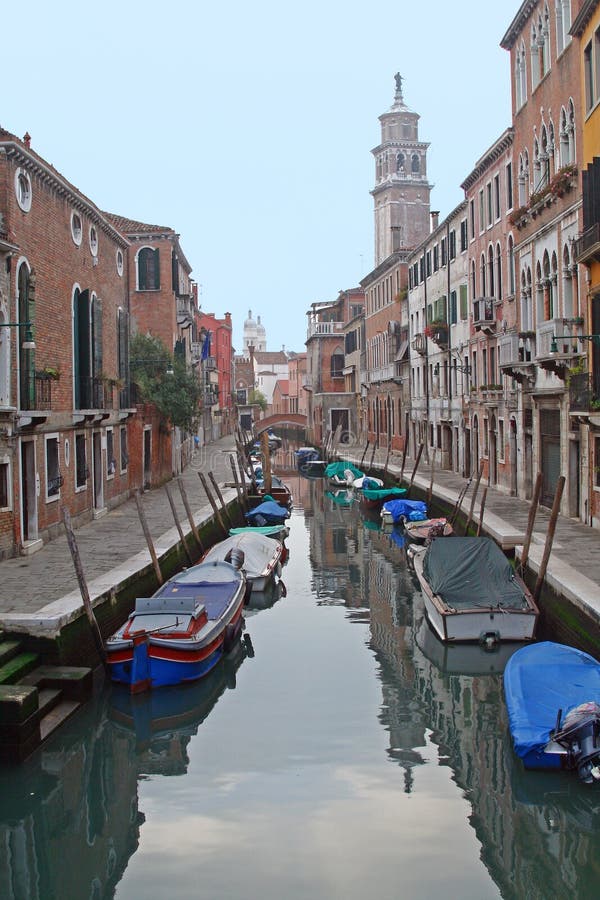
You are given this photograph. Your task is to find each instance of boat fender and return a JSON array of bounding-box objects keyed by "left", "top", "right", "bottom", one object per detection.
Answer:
[
  {"left": 225, "top": 547, "right": 245, "bottom": 570},
  {"left": 223, "top": 621, "right": 241, "bottom": 654},
  {"left": 479, "top": 630, "right": 500, "bottom": 650}
]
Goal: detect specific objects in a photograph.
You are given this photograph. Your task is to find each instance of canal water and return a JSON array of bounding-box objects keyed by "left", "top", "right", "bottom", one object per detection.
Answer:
[{"left": 2, "top": 463, "right": 600, "bottom": 899}]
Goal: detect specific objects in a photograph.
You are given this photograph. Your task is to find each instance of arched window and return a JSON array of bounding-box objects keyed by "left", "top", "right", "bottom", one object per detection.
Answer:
[
  {"left": 496, "top": 243, "right": 503, "bottom": 300},
  {"left": 396, "top": 152, "right": 405, "bottom": 174},
  {"left": 488, "top": 245, "right": 495, "bottom": 297},
  {"left": 137, "top": 247, "right": 160, "bottom": 291},
  {"left": 331, "top": 347, "right": 344, "bottom": 379},
  {"left": 559, "top": 107, "right": 569, "bottom": 166},
  {"left": 411, "top": 154, "right": 420, "bottom": 174},
  {"left": 91, "top": 295, "right": 103, "bottom": 407},
  {"left": 480, "top": 253, "right": 487, "bottom": 297},
  {"left": 562, "top": 244, "right": 574, "bottom": 318},
  {"left": 508, "top": 235, "right": 515, "bottom": 296},
  {"left": 471, "top": 260, "right": 476, "bottom": 298},
  {"left": 73, "top": 286, "right": 91, "bottom": 409},
  {"left": 17, "top": 261, "right": 35, "bottom": 410},
  {"left": 551, "top": 251, "right": 558, "bottom": 319}
]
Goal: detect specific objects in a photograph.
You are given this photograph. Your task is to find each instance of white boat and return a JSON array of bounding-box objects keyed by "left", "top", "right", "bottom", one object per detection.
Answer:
[
  {"left": 202, "top": 532, "right": 283, "bottom": 593},
  {"left": 410, "top": 536, "right": 538, "bottom": 645}
]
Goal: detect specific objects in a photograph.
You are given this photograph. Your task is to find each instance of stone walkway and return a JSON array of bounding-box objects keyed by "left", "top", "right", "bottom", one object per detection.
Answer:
[
  {"left": 337, "top": 441, "right": 600, "bottom": 630},
  {"left": 0, "top": 437, "right": 240, "bottom": 630},
  {"left": 1, "top": 434, "right": 599, "bottom": 636}
]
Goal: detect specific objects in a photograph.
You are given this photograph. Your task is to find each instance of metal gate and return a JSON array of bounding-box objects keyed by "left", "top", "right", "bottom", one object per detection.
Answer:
[{"left": 540, "top": 409, "right": 561, "bottom": 508}]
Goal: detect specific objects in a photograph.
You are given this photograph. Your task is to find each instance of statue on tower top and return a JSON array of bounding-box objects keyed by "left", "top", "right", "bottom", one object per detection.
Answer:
[{"left": 394, "top": 72, "right": 403, "bottom": 99}]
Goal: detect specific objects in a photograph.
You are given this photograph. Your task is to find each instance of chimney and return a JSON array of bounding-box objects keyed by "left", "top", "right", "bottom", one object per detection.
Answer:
[{"left": 430, "top": 211, "right": 440, "bottom": 231}]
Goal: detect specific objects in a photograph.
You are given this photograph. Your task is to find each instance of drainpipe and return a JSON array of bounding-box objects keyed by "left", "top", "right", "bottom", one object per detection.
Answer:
[{"left": 447, "top": 218, "right": 452, "bottom": 404}]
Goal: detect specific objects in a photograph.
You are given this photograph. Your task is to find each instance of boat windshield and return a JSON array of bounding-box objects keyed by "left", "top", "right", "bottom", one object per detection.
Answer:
[{"left": 129, "top": 613, "right": 192, "bottom": 634}]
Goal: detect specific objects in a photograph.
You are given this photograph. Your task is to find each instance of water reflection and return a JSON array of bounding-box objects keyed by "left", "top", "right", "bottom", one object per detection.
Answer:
[{"left": 2, "top": 460, "right": 600, "bottom": 899}]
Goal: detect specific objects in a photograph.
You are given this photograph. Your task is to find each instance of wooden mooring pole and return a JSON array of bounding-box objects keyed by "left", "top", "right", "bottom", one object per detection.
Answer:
[
  {"left": 408, "top": 443, "right": 424, "bottom": 495},
  {"left": 359, "top": 440, "right": 370, "bottom": 469},
  {"left": 165, "top": 482, "right": 194, "bottom": 565},
  {"left": 464, "top": 461, "right": 485, "bottom": 535},
  {"left": 476, "top": 487, "right": 488, "bottom": 537},
  {"left": 208, "top": 471, "right": 233, "bottom": 527},
  {"left": 518, "top": 472, "right": 543, "bottom": 577},
  {"left": 229, "top": 454, "right": 246, "bottom": 512},
  {"left": 61, "top": 508, "right": 107, "bottom": 668},
  {"left": 134, "top": 491, "right": 163, "bottom": 585},
  {"left": 533, "top": 475, "right": 565, "bottom": 603},
  {"left": 198, "top": 471, "right": 227, "bottom": 534},
  {"left": 177, "top": 477, "right": 203, "bottom": 554},
  {"left": 427, "top": 451, "right": 436, "bottom": 506}
]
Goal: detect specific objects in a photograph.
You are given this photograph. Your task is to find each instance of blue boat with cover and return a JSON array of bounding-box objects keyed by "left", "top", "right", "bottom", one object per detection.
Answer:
[
  {"left": 504, "top": 641, "right": 600, "bottom": 783},
  {"left": 106, "top": 559, "right": 247, "bottom": 692}
]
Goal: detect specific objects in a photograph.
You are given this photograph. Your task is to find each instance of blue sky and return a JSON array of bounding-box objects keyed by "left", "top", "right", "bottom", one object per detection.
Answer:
[{"left": 3, "top": 1, "right": 513, "bottom": 353}]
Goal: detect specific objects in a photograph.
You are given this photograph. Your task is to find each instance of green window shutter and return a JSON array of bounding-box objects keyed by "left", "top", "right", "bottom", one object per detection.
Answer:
[
  {"left": 450, "top": 291, "right": 457, "bottom": 324},
  {"left": 460, "top": 284, "right": 468, "bottom": 320},
  {"left": 153, "top": 249, "right": 160, "bottom": 289}
]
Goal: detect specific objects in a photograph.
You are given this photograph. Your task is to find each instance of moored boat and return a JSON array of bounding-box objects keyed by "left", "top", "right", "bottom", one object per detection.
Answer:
[
  {"left": 106, "top": 559, "right": 247, "bottom": 692},
  {"left": 504, "top": 641, "right": 600, "bottom": 783},
  {"left": 324, "top": 461, "right": 364, "bottom": 486},
  {"left": 411, "top": 536, "right": 538, "bottom": 645},
  {"left": 360, "top": 484, "right": 408, "bottom": 509},
  {"left": 254, "top": 474, "right": 293, "bottom": 507},
  {"left": 381, "top": 498, "right": 428, "bottom": 526},
  {"left": 403, "top": 517, "right": 454, "bottom": 543},
  {"left": 201, "top": 532, "right": 283, "bottom": 592},
  {"left": 245, "top": 497, "right": 291, "bottom": 526}
]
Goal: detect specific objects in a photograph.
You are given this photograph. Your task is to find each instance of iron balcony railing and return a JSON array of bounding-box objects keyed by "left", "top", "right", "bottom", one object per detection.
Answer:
[
  {"left": 20, "top": 371, "right": 53, "bottom": 411},
  {"left": 574, "top": 223, "right": 600, "bottom": 264},
  {"left": 569, "top": 372, "right": 600, "bottom": 412}
]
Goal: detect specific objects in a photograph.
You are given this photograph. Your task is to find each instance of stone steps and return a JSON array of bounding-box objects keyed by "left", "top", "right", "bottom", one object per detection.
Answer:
[{"left": 0, "top": 663, "right": 93, "bottom": 763}]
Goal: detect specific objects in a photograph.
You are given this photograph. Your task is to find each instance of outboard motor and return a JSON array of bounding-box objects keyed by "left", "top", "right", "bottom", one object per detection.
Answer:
[
  {"left": 224, "top": 547, "right": 245, "bottom": 571},
  {"left": 553, "top": 702, "right": 600, "bottom": 784}
]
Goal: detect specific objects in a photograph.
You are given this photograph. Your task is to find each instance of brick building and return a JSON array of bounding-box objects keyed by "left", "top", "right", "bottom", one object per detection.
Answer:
[{"left": 0, "top": 128, "right": 132, "bottom": 557}]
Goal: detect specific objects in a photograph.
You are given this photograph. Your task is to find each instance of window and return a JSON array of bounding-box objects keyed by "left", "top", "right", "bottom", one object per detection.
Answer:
[
  {"left": 0, "top": 459, "right": 10, "bottom": 509},
  {"left": 596, "top": 435, "right": 600, "bottom": 489},
  {"left": 486, "top": 182, "right": 493, "bottom": 226},
  {"left": 15, "top": 168, "right": 32, "bottom": 212},
  {"left": 137, "top": 247, "right": 160, "bottom": 290},
  {"left": 494, "top": 175, "right": 500, "bottom": 220},
  {"left": 71, "top": 212, "right": 83, "bottom": 245},
  {"left": 506, "top": 162, "right": 513, "bottom": 210},
  {"left": 75, "top": 433, "right": 87, "bottom": 489},
  {"left": 508, "top": 236, "right": 515, "bottom": 295},
  {"left": 116, "top": 249, "right": 124, "bottom": 277},
  {"left": 89, "top": 226, "right": 98, "bottom": 257},
  {"left": 426, "top": 251, "right": 431, "bottom": 277},
  {"left": 449, "top": 230, "right": 456, "bottom": 260},
  {"left": 459, "top": 284, "right": 468, "bottom": 320},
  {"left": 450, "top": 290, "right": 457, "bottom": 325},
  {"left": 433, "top": 245, "right": 439, "bottom": 271},
  {"left": 45, "top": 435, "right": 61, "bottom": 500},
  {"left": 107, "top": 428, "right": 116, "bottom": 477},
  {"left": 441, "top": 237, "right": 447, "bottom": 266},
  {"left": 120, "top": 426, "right": 129, "bottom": 473},
  {"left": 469, "top": 200, "right": 475, "bottom": 239},
  {"left": 331, "top": 348, "right": 344, "bottom": 378},
  {"left": 478, "top": 190, "right": 485, "bottom": 233},
  {"left": 460, "top": 219, "right": 468, "bottom": 252}
]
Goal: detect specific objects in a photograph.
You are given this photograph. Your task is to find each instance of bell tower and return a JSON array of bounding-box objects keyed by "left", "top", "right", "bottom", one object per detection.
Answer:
[{"left": 371, "top": 74, "right": 432, "bottom": 266}]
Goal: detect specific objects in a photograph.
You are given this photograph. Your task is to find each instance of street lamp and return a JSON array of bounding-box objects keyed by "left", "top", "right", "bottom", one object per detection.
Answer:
[
  {"left": 550, "top": 333, "right": 600, "bottom": 353},
  {"left": 3, "top": 321, "right": 36, "bottom": 350}
]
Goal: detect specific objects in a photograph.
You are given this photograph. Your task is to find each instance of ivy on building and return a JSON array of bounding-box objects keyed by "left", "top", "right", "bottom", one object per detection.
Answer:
[{"left": 130, "top": 333, "right": 202, "bottom": 433}]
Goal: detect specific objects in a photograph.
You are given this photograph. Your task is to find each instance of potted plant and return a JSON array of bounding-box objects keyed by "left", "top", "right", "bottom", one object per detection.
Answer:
[{"left": 37, "top": 366, "right": 61, "bottom": 380}]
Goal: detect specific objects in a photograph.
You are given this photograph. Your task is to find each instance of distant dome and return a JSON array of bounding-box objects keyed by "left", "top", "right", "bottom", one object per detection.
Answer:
[{"left": 244, "top": 309, "right": 255, "bottom": 327}]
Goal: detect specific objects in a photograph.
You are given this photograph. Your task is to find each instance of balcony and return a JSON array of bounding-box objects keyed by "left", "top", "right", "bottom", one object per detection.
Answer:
[
  {"left": 75, "top": 376, "right": 115, "bottom": 412},
  {"left": 412, "top": 333, "right": 427, "bottom": 356},
  {"left": 424, "top": 321, "right": 449, "bottom": 348},
  {"left": 19, "top": 372, "right": 53, "bottom": 413},
  {"left": 574, "top": 223, "right": 600, "bottom": 265},
  {"left": 307, "top": 320, "right": 345, "bottom": 339},
  {"left": 537, "top": 318, "right": 585, "bottom": 377},
  {"left": 473, "top": 298, "right": 496, "bottom": 335},
  {"left": 370, "top": 363, "right": 395, "bottom": 384},
  {"left": 498, "top": 332, "right": 535, "bottom": 386}
]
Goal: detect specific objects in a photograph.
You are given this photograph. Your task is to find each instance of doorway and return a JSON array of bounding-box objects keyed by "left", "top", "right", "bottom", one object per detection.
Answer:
[
  {"left": 93, "top": 431, "right": 104, "bottom": 511},
  {"left": 143, "top": 427, "right": 152, "bottom": 489},
  {"left": 330, "top": 408, "right": 350, "bottom": 444},
  {"left": 20, "top": 439, "right": 37, "bottom": 543}
]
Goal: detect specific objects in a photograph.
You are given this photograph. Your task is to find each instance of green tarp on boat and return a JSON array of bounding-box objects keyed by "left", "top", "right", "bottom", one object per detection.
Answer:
[{"left": 324, "top": 461, "right": 364, "bottom": 480}]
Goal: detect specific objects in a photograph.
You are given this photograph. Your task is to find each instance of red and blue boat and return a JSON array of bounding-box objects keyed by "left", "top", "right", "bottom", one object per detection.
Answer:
[{"left": 106, "top": 559, "right": 247, "bottom": 693}]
